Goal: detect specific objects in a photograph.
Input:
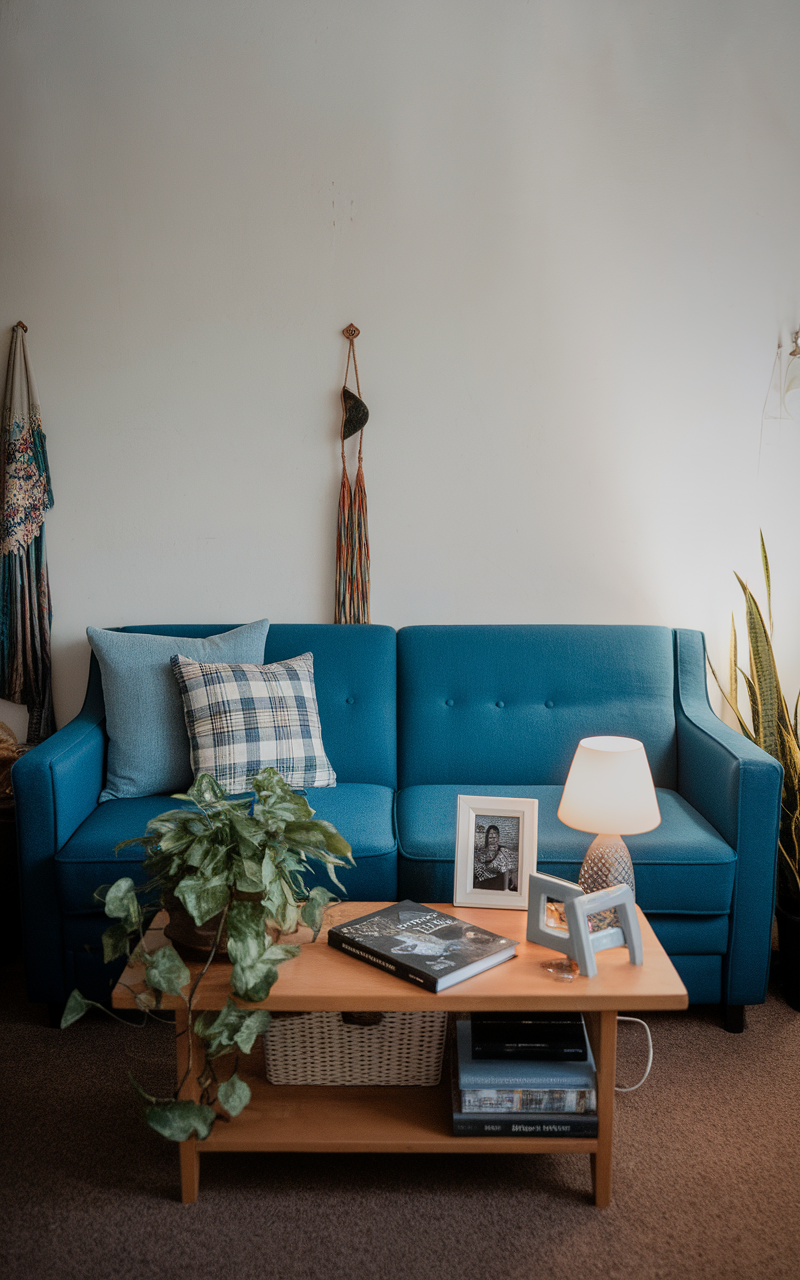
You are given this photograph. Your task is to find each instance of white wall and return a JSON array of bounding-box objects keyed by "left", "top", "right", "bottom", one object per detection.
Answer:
[{"left": 3, "top": 0, "right": 800, "bottom": 736}]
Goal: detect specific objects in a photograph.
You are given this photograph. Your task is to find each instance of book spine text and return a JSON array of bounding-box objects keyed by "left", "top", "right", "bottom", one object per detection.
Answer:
[
  {"left": 452, "top": 1113, "right": 598, "bottom": 1137},
  {"left": 327, "top": 930, "right": 437, "bottom": 991}
]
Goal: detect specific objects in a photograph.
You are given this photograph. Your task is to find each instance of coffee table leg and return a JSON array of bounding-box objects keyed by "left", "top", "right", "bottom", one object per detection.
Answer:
[
  {"left": 179, "top": 1138, "right": 200, "bottom": 1204},
  {"left": 586, "top": 1009, "right": 617, "bottom": 1208},
  {"left": 175, "top": 1005, "right": 201, "bottom": 1204}
]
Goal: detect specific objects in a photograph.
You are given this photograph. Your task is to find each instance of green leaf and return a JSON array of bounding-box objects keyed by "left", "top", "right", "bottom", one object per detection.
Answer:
[
  {"left": 225, "top": 900, "right": 296, "bottom": 1000},
  {"left": 217, "top": 1072, "right": 251, "bottom": 1117},
  {"left": 144, "top": 944, "right": 191, "bottom": 996},
  {"left": 321, "top": 860, "right": 347, "bottom": 893},
  {"left": 707, "top": 651, "right": 755, "bottom": 742},
  {"left": 729, "top": 615, "right": 738, "bottom": 723},
  {"left": 149, "top": 825, "right": 195, "bottom": 854},
  {"left": 251, "top": 767, "right": 312, "bottom": 826},
  {"left": 101, "top": 921, "right": 133, "bottom": 964},
  {"left": 112, "top": 835, "right": 155, "bottom": 855},
  {"left": 275, "top": 900, "right": 299, "bottom": 935},
  {"left": 187, "top": 773, "right": 228, "bottom": 807},
  {"left": 233, "top": 853, "right": 265, "bottom": 894},
  {"left": 194, "top": 999, "right": 272, "bottom": 1058},
  {"left": 288, "top": 819, "right": 353, "bottom": 863},
  {"left": 60, "top": 989, "right": 92, "bottom": 1029},
  {"left": 174, "top": 874, "right": 231, "bottom": 926},
  {"left": 231, "top": 960, "right": 280, "bottom": 1003},
  {"left": 735, "top": 572, "right": 794, "bottom": 763},
  {"left": 735, "top": 577, "right": 771, "bottom": 748},
  {"left": 760, "top": 529, "right": 773, "bottom": 634},
  {"left": 739, "top": 666, "right": 763, "bottom": 745},
  {"left": 263, "top": 942, "right": 301, "bottom": 965},
  {"left": 147, "top": 810, "right": 207, "bottom": 835},
  {"left": 233, "top": 1009, "right": 272, "bottom": 1053},
  {"left": 241, "top": 857, "right": 263, "bottom": 882},
  {"left": 724, "top": 540, "right": 800, "bottom": 911},
  {"left": 261, "top": 880, "right": 289, "bottom": 923},
  {"left": 184, "top": 837, "right": 211, "bottom": 868},
  {"left": 103, "top": 877, "right": 142, "bottom": 931},
  {"left": 300, "top": 886, "right": 338, "bottom": 940},
  {"left": 226, "top": 899, "right": 268, "bottom": 949},
  {"left": 284, "top": 823, "right": 329, "bottom": 850},
  {"left": 229, "top": 811, "right": 266, "bottom": 855},
  {"left": 260, "top": 850, "right": 279, "bottom": 888},
  {"left": 226, "top": 900, "right": 277, "bottom": 1001},
  {"left": 145, "top": 1100, "right": 217, "bottom": 1142}
]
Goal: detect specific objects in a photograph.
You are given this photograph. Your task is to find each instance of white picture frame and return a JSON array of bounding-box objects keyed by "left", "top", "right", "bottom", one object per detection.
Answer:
[{"left": 453, "top": 795, "right": 538, "bottom": 909}]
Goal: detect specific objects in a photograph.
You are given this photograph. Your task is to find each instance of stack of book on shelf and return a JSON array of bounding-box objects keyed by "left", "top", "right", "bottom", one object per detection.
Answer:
[{"left": 451, "top": 1012, "right": 599, "bottom": 1137}]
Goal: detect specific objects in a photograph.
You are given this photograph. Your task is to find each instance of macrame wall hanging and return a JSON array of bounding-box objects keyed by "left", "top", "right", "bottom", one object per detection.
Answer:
[{"left": 335, "top": 324, "right": 370, "bottom": 624}]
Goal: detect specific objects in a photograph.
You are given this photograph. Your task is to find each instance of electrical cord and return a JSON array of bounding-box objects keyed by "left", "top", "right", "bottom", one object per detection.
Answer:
[{"left": 614, "top": 1015, "right": 653, "bottom": 1091}]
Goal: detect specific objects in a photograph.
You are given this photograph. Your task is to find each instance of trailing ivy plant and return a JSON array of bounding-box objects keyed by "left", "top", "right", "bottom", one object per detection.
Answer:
[{"left": 61, "top": 766, "right": 354, "bottom": 1142}]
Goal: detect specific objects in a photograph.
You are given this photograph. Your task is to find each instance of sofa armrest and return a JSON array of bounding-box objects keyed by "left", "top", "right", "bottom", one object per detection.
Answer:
[
  {"left": 12, "top": 700, "right": 106, "bottom": 1004},
  {"left": 674, "top": 630, "right": 783, "bottom": 1006}
]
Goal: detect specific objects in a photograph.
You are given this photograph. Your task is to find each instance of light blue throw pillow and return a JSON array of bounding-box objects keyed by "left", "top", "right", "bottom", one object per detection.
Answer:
[{"left": 87, "top": 620, "right": 270, "bottom": 801}]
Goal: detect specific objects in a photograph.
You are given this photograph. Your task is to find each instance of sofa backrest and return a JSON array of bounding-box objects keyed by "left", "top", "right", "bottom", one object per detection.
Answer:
[
  {"left": 397, "top": 624, "right": 678, "bottom": 789},
  {"left": 264, "top": 624, "right": 396, "bottom": 787},
  {"left": 86, "top": 622, "right": 397, "bottom": 789}
]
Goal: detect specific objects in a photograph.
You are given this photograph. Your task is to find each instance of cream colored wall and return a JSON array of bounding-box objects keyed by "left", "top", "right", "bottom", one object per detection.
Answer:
[{"left": 2, "top": 0, "right": 800, "bottom": 737}]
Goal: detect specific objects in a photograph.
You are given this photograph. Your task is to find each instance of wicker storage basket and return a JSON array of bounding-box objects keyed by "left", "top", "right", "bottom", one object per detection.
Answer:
[{"left": 263, "top": 1011, "right": 449, "bottom": 1086}]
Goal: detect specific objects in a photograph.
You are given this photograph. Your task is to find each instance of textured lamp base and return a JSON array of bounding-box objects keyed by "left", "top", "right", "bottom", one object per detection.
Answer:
[{"left": 578, "top": 834, "right": 636, "bottom": 931}]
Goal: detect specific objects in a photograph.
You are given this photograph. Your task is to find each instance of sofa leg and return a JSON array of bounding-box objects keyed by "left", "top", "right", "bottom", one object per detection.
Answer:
[{"left": 723, "top": 1003, "right": 745, "bottom": 1033}]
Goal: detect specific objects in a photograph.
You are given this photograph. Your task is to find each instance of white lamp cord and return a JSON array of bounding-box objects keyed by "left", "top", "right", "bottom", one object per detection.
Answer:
[{"left": 615, "top": 1015, "right": 653, "bottom": 1091}]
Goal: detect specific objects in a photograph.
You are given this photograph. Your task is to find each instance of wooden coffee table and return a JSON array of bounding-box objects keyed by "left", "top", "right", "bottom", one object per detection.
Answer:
[{"left": 112, "top": 901, "right": 687, "bottom": 1206}]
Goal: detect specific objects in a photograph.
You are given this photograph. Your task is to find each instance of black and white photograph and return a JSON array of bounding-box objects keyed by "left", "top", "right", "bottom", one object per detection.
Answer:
[
  {"left": 454, "top": 796, "right": 538, "bottom": 909},
  {"left": 472, "top": 816, "right": 520, "bottom": 892}
]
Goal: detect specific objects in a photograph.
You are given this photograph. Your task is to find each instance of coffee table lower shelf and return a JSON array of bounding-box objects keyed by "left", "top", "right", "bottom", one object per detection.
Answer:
[
  {"left": 180, "top": 1067, "right": 602, "bottom": 1207},
  {"left": 197, "top": 1074, "right": 598, "bottom": 1156}
]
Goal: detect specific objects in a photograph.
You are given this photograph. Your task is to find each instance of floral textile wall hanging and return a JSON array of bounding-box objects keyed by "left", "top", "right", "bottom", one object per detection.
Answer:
[{"left": 0, "top": 322, "right": 55, "bottom": 742}]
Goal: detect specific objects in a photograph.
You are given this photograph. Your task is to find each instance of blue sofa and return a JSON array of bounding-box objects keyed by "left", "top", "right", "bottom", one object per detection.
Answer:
[{"left": 12, "top": 622, "right": 783, "bottom": 1028}]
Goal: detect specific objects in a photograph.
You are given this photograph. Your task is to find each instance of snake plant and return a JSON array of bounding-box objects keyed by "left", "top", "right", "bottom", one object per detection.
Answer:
[{"left": 709, "top": 534, "right": 800, "bottom": 913}]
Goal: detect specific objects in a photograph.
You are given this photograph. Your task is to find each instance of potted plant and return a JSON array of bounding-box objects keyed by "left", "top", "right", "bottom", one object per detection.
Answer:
[
  {"left": 61, "top": 766, "right": 355, "bottom": 1140},
  {"left": 710, "top": 535, "right": 800, "bottom": 1010}
]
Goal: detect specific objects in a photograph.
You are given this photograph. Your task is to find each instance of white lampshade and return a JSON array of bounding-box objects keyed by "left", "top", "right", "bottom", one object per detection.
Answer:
[{"left": 557, "top": 736, "right": 661, "bottom": 835}]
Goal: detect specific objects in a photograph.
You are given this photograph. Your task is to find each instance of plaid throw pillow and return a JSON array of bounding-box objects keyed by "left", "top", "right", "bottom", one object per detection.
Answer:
[{"left": 170, "top": 651, "right": 336, "bottom": 793}]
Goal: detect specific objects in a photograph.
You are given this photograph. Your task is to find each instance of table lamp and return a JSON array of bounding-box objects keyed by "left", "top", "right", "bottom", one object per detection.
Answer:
[{"left": 557, "top": 736, "right": 661, "bottom": 930}]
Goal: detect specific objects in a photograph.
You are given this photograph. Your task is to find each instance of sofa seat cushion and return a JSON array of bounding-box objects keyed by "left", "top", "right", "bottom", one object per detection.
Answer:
[
  {"left": 396, "top": 784, "right": 736, "bottom": 916},
  {"left": 56, "top": 783, "right": 397, "bottom": 914}
]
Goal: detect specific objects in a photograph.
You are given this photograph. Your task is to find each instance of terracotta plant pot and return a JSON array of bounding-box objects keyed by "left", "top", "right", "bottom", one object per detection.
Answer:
[
  {"left": 162, "top": 890, "right": 276, "bottom": 960},
  {"left": 162, "top": 891, "right": 308, "bottom": 960},
  {"left": 775, "top": 903, "right": 800, "bottom": 1013}
]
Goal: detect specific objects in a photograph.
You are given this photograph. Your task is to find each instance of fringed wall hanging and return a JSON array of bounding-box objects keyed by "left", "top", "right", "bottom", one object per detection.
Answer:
[
  {"left": 334, "top": 323, "right": 370, "bottom": 624},
  {"left": 0, "top": 322, "right": 55, "bottom": 742}
]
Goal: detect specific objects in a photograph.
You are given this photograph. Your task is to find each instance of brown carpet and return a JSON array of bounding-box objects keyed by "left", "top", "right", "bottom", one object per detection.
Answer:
[{"left": 2, "top": 956, "right": 799, "bottom": 1280}]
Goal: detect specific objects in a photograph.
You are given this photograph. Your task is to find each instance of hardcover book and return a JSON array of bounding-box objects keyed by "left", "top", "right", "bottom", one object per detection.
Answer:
[
  {"left": 452, "top": 1111, "right": 599, "bottom": 1137},
  {"left": 456, "top": 1018, "right": 597, "bottom": 1090},
  {"left": 470, "top": 1010, "right": 588, "bottom": 1061},
  {"left": 460, "top": 1087, "right": 596, "bottom": 1114},
  {"left": 449, "top": 1055, "right": 598, "bottom": 1136},
  {"left": 327, "top": 901, "right": 518, "bottom": 992}
]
